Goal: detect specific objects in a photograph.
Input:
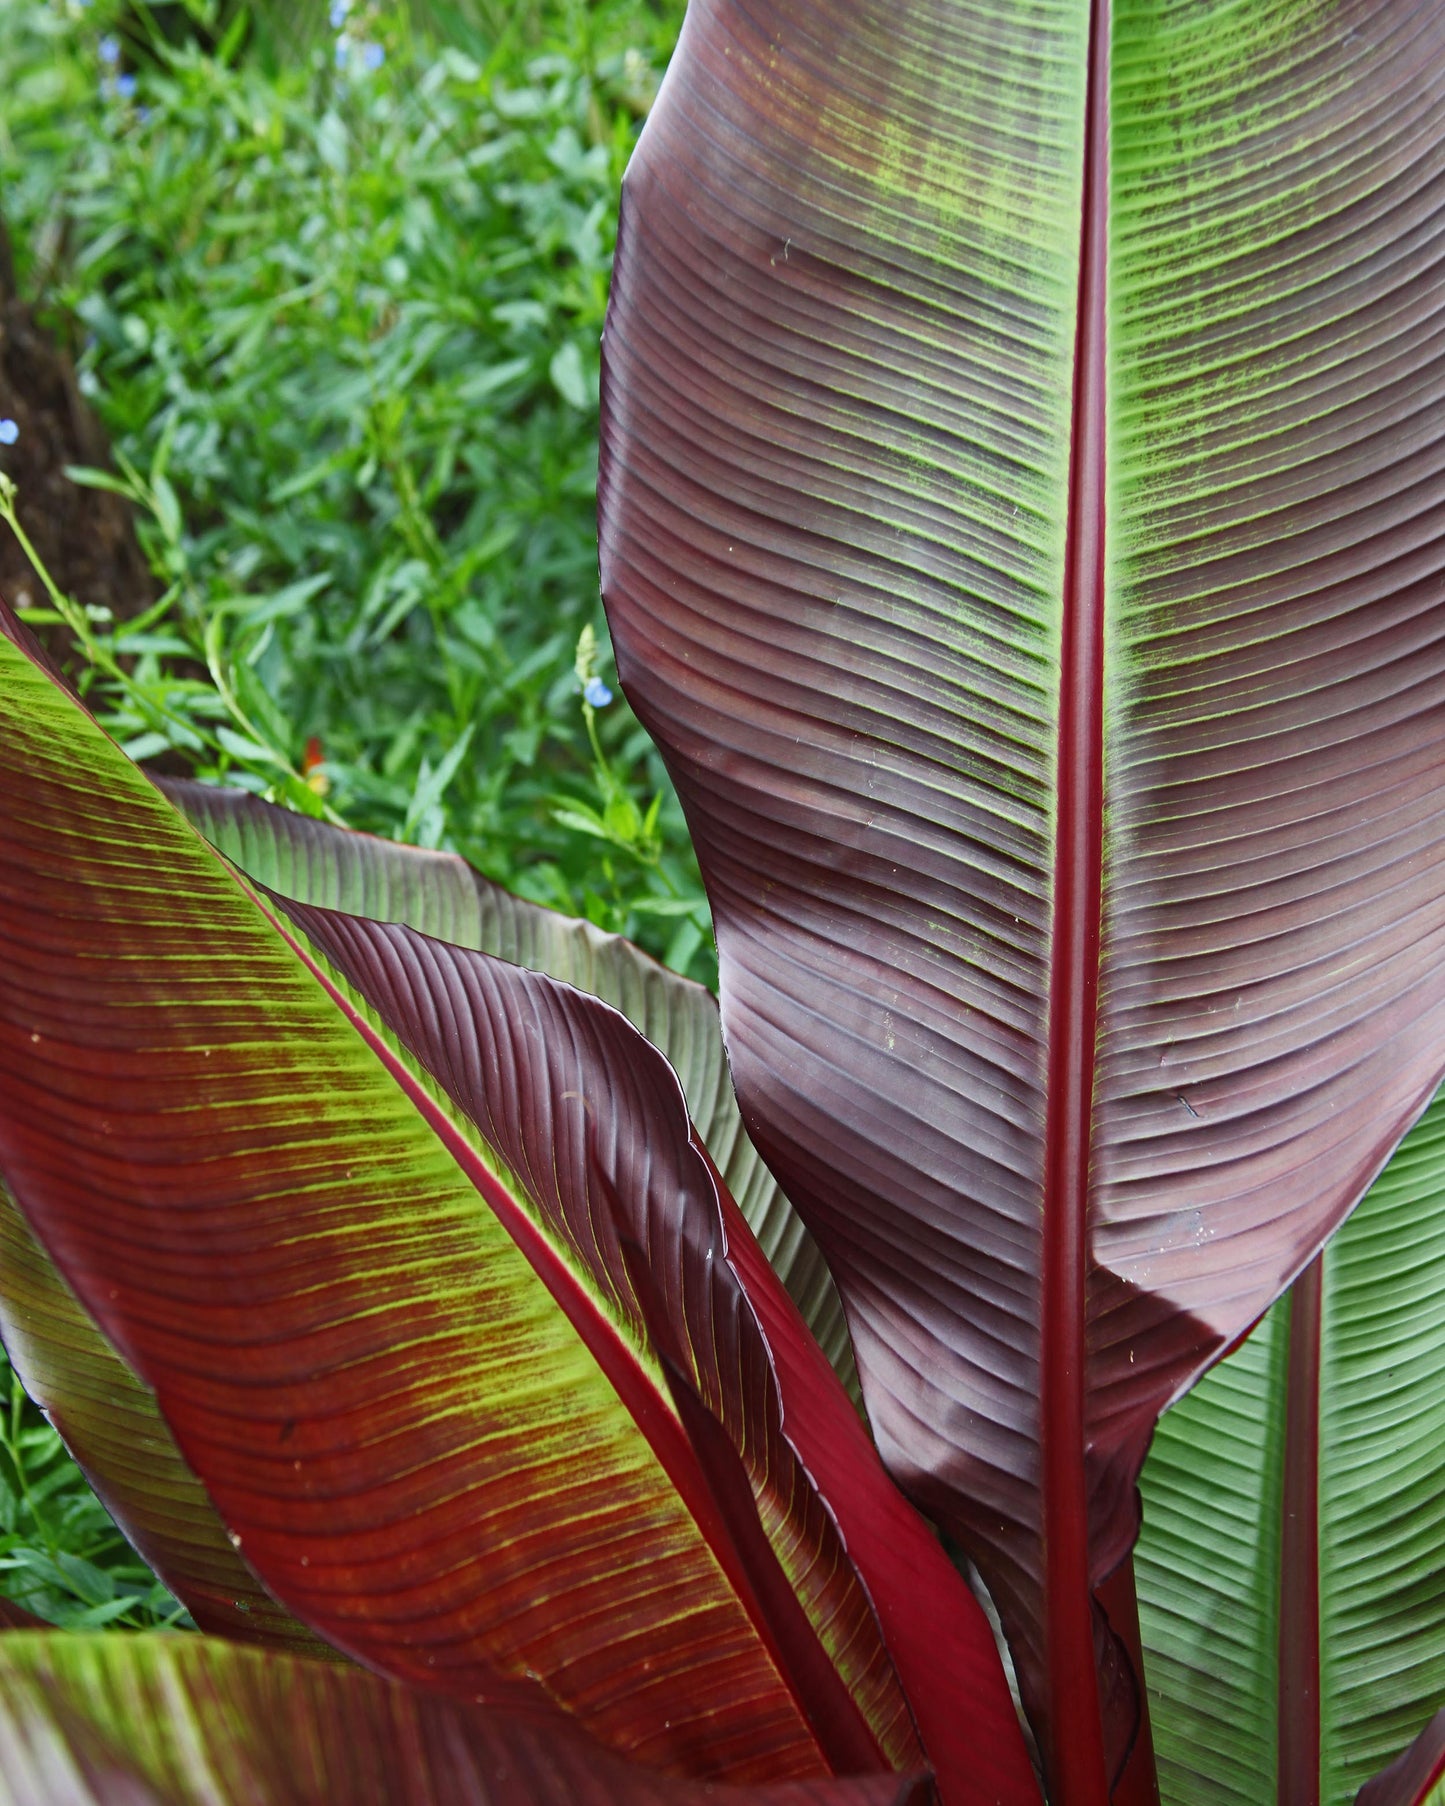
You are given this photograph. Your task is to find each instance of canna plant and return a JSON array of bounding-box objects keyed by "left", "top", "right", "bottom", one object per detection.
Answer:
[{"left": 3, "top": 2, "right": 1445, "bottom": 1805}]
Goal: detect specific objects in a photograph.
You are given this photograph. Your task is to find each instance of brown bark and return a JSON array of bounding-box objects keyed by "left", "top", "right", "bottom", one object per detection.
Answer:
[{"left": 0, "top": 211, "right": 156, "bottom": 673}]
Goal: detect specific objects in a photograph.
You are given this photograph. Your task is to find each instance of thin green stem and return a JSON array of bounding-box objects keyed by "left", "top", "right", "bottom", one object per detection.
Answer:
[{"left": 0, "top": 472, "right": 336, "bottom": 816}]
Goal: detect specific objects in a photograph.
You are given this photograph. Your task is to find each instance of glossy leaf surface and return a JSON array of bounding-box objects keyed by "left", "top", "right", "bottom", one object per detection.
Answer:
[
  {"left": 0, "top": 1634, "right": 928, "bottom": 1806},
  {"left": 160, "top": 780, "right": 853, "bottom": 1388},
  {"left": 1136, "top": 1086, "right": 1445, "bottom": 1806},
  {"left": 0, "top": 1177, "right": 328, "bottom": 1655},
  {"left": 0, "top": 615, "right": 1036, "bottom": 1802},
  {"left": 599, "top": 0, "right": 1445, "bottom": 1784},
  {"left": 274, "top": 901, "right": 903, "bottom": 1781}
]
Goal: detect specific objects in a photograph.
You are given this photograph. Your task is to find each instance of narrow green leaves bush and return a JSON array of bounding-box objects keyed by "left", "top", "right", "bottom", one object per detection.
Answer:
[{"left": 0, "top": 0, "right": 706, "bottom": 978}]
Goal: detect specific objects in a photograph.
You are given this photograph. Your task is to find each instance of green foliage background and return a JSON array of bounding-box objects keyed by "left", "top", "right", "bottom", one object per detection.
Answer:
[
  {"left": 0, "top": 0, "right": 689, "bottom": 1626},
  {"left": 3, "top": 0, "right": 703, "bottom": 965}
]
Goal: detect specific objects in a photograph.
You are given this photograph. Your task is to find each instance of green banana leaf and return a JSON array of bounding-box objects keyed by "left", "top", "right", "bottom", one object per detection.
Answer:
[{"left": 1137, "top": 1087, "right": 1445, "bottom": 1806}]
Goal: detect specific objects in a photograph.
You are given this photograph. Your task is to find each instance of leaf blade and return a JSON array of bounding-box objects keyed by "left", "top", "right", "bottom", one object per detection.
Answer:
[
  {"left": 0, "top": 1177, "right": 330, "bottom": 1656},
  {"left": 273, "top": 894, "right": 1038, "bottom": 1802},
  {"left": 1136, "top": 1086, "right": 1445, "bottom": 1805},
  {"left": 598, "top": 1, "right": 1445, "bottom": 1779},
  {"left": 0, "top": 617, "right": 833, "bottom": 1783},
  {"left": 0, "top": 1633, "right": 930, "bottom": 1806},
  {"left": 160, "top": 779, "right": 855, "bottom": 1390},
  {"left": 265, "top": 899, "right": 899, "bottom": 1779}
]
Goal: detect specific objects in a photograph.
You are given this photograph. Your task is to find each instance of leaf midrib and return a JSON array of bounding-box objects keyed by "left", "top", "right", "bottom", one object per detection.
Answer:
[{"left": 1038, "top": 0, "right": 1113, "bottom": 1797}]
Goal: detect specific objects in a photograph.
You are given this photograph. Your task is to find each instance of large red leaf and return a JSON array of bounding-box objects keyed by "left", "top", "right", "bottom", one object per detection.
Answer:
[
  {"left": 153, "top": 785, "right": 1035, "bottom": 1797},
  {"left": 0, "top": 767, "right": 846, "bottom": 1659},
  {"left": 0, "top": 1177, "right": 330, "bottom": 1655},
  {"left": 158, "top": 778, "right": 856, "bottom": 1391},
  {"left": 275, "top": 897, "right": 1036, "bottom": 1806},
  {"left": 0, "top": 611, "right": 1037, "bottom": 1802},
  {"left": 0, "top": 1633, "right": 928, "bottom": 1806},
  {"left": 597, "top": 0, "right": 1445, "bottom": 1794},
  {"left": 270, "top": 902, "right": 899, "bottom": 1779},
  {"left": 0, "top": 614, "right": 844, "bottom": 1784}
]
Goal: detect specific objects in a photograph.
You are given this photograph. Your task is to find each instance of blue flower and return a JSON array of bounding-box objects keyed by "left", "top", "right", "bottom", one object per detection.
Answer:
[
  {"left": 0, "top": 419, "right": 18, "bottom": 446},
  {"left": 334, "top": 35, "right": 350, "bottom": 66},
  {"left": 583, "top": 677, "right": 613, "bottom": 709},
  {"left": 360, "top": 41, "right": 385, "bottom": 71},
  {"left": 98, "top": 33, "right": 120, "bottom": 64},
  {"left": 328, "top": 0, "right": 348, "bottom": 25},
  {"left": 115, "top": 72, "right": 137, "bottom": 100}
]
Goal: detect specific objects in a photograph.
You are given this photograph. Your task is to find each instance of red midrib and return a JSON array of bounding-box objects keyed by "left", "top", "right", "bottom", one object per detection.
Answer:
[
  {"left": 1039, "top": 0, "right": 1111, "bottom": 1799},
  {"left": 263, "top": 902, "right": 882, "bottom": 1778},
  {"left": 1279, "top": 1259, "right": 1323, "bottom": 1806}
]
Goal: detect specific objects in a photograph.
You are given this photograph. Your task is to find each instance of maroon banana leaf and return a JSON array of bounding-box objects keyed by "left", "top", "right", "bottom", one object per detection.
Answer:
[
  {"left": 1357, "top": 1713, "right": 1445, "bottom": 1806},
  {"left": 597, "top": 1, "right": 1445, "bottom": 1797},
  {"left": 0, "top": 607, "right": 1037, "bottom": 1804},
  {"left": 0, "top": 1176, "right": 331, "bottom": 1654},
  {"left": 0, "top": 1632, "right": 928, "bottom": 1806},
  {"left": 0, "top": 776, "right": 853, "bottom": 1662},
  {"left": 155, "top": 777, "right": 856, "bottom": 1392}
]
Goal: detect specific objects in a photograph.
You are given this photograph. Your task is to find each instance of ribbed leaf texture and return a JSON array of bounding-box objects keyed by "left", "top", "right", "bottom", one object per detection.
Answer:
[
  {"left": 0, "top": 1634, "right": 928, "bottom": 1806},
  {"left": 161, "top": 780, "right": 854, "bottom": 1389},
  {"left": 1136, "top": 1086, "right": 1445, "bottom": 1806},
  {"left": 0, "top": 611, "right": 1037, "bottom": 1803},
  {"left": 0, "top": 619, "right": 839, "bottom": 1784},
  {"left": 1357, "top": 1712, "right": 1445, "bottom": 1806},
  {"left": 275, "top": 896, "right": 1035, "bottom": 1804},
  {"left": 274, "top": 902, "right": 909, "bottom": 1780},
  {"left": 598, "top": 0, "right": 1445, "bottom": 1787},
  {"left": 0, "top": 1178, "right": 328, "bottom": 1654}
]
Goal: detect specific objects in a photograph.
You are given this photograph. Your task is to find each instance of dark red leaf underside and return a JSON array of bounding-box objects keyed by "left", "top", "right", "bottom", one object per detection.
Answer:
[
  {"left": 718, "top": 1186, "right": 1041, "bottom": 1806},
  {"left": 598, "top": 0, "right": 1445, "bottom": 1792}
]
